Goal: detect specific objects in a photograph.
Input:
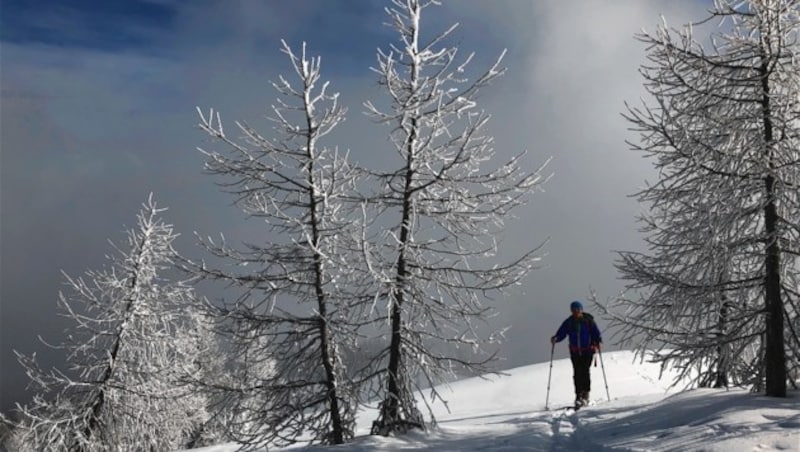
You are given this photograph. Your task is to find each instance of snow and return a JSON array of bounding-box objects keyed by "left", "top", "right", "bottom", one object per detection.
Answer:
[{"left": 183, "top": 351, "right": 800, "bottom": 452}]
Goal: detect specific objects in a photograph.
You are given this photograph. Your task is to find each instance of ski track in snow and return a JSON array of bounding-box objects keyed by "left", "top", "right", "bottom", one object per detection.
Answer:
[{"left": 415, "top": 400, "right": 605, "bottom": 451}]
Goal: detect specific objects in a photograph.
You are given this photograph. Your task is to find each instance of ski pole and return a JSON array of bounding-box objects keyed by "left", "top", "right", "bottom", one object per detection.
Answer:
[
  {"left": 598, "top": 348, "right": 610, "bottom": 402},
  {"left": 545, "top": 342, "right": 555, "bottom": 410}
]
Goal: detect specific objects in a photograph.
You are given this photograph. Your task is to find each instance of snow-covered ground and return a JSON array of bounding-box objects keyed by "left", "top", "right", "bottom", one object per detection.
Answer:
[{"left": 187, "top": 351, "right": 800, "bottom": 451}]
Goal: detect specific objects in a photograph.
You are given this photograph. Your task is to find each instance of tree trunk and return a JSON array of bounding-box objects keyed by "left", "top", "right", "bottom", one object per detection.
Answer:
[
  {"left": 307, "top": 111, "right": 346, "bottom": 445},
  {"left": 713, "top": 298, "right": 729, "bottom": 389},
  {"left": 760, "top": 58, "right": 786, "bottom": 398}
]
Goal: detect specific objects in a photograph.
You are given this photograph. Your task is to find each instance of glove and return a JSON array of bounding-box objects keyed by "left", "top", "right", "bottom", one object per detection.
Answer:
[
  {"left": 591, "top": 343, "right": 600, "bottom": 352},
  {"left": 550, "top": 336, "right": 556, "bottom": 345}
]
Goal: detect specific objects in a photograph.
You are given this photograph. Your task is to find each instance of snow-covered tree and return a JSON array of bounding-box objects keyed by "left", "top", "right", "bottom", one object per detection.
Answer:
[
  {"left": 193, "top": 40, "right": 365, "bottom": 447},
  {"left": 361, "top": 0, "right": 548, "bottom": 435},
  {"left": 174, "top": 308, "right": 230, "bottom": 449},
  {"left": 609, "top": 0, "right": 800, "bottom": 396},
  {"left": 7, "top": 195, "right": 212, "bottom": 451}
]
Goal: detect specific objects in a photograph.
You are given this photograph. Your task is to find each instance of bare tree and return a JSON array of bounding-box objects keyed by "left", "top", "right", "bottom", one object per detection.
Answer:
[
  {"left": 192, "top": 40, "right": 366, "bottom": 448},
  {"left": 6, "top": 195, "right": 211, "bottom": 451},
  {"left": 609, "top": 0, "right": 800, "bottom": 396},
  {"left": 362, "top": 0, "right": 548, "bottom": 435}
]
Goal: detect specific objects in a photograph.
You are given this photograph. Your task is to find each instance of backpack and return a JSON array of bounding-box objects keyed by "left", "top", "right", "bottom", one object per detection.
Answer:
[{"left": 572, "top": 312, "right": 599, "bottom": 347}]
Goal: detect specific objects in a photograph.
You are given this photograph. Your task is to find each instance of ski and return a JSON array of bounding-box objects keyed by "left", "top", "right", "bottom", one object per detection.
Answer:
[
  {"left": 575, "top": 399, "right": 597, "bottom": 411},
  {"left": 549, "top": 400, "right": 595, "bottom": 412}
]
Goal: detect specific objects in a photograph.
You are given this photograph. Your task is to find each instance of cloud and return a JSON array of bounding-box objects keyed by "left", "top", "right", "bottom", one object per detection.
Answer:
[{"left": 428, "top": 1, "right": 709, "bottom": 366}]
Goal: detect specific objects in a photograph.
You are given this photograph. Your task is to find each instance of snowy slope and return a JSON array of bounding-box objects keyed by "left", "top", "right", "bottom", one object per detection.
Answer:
[{"left": 185, "top": 351, "right": 800, "bottom": 451}]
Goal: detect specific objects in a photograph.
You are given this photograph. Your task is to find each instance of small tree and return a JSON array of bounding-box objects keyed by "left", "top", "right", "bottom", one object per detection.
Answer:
[
  {"left": 362, "top": 0, "right": 548, "bottom": 435},
  {"left": 193, "top": 40, "right": 365, "bottom": 447},
  {"left": 8, "top": 195, "right": 211, "bottom": 451},
  {"left": 610, "top": 0, "right": 800, "bottom": 396},
  {"left": 175, "top": 308, "right": 230, "bottom": 449}
]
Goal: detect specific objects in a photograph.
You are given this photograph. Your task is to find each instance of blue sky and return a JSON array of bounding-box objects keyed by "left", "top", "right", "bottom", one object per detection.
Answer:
[
  {"left": 0, "top": 0, "right": 709, "bottom": 415},
  {"left": 2, "top": 0, "right": 176, "bottom": 52},
  {"left": 1, "top": 0, "right": 394, "bottom": 74}
]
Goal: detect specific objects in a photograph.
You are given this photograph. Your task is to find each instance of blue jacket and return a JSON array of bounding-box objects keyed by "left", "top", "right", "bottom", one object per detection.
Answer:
[{"left": 553, "top": 314, "right": 602, "bottom": 355}]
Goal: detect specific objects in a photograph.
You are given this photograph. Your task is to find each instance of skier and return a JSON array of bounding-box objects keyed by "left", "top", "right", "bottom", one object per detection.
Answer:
[{"left": 550, "top": 300, "right": 602, "bottom": 408}]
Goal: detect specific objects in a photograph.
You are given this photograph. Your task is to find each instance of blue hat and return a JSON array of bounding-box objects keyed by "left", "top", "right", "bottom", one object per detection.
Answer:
[{"left": 570, "top": 300, "right": 583, "bottom": 310}]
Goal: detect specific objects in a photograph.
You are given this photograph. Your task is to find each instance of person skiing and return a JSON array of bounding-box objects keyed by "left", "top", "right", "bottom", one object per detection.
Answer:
[{"left": 550, "top": 300, "right": 602, "bottom": 408}]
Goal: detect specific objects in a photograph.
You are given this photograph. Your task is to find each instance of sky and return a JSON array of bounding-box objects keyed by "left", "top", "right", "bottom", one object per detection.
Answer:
[
  {"left": 184, "top": 350, "right": 800, "bottom": 451},
  {"left": 1, "top": 0, "right": 711, "bottom": 415}
]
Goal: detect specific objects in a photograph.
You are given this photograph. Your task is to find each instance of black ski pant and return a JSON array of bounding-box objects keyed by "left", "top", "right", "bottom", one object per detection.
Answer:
[{"left": 570, "top": 352, "right": 594, "bottom": 397}]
